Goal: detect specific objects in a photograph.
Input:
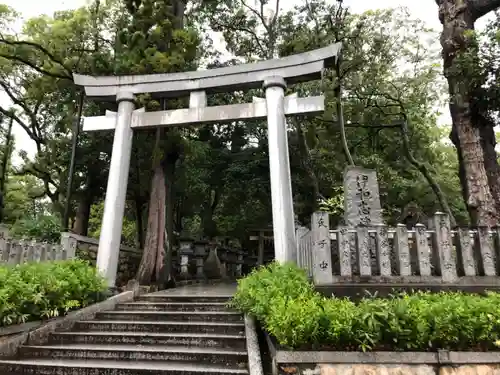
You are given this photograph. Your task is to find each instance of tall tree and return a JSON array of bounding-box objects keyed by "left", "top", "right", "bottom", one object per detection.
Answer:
[
  {"left": 436, "top": 0, "right": 500, "bottom": 225},
  {"left": 121, "top": 0, "right": 199, "bottom": 285}
]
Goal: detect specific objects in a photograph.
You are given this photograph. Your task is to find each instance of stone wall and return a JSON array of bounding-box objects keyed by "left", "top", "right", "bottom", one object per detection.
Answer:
[
  {"left": 283, "top": 364, "right": 498, "bottom": 375},
  {"left": 267, "top": 335, "right": 500, "bottom": 375},
  {"left": 62, "top": 233, "right": 142, "bottom": 287}
]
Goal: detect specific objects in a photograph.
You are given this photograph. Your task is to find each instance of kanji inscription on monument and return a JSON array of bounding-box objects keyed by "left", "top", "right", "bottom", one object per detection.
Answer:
[{"left": 343, "top": 167, "right": 383, "bottom": 227}]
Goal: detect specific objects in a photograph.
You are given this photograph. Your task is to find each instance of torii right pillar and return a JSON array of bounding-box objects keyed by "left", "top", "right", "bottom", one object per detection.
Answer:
[{"left": 263, "top": 76, "right": 297, "bottom": 263}]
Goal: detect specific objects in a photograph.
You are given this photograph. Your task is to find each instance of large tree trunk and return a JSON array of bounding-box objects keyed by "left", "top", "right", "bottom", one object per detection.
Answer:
[
  {"left": 437, "top": 0, "right": 498, "bottom": 226},
  {"left": 0, "top": 116, "right": 13, "bottom": 223},
  {"left": 135, "top": 164, "right": 167, "bottom": 284},
  {"left": 73, "top": 171, "right": 99, "bottom": 236},
  {"left": 450, "top": 126, "right": 470, "bottom": 220},
  {"left": 73, "top": 194, "right": 92, "bottom": 235},
  {"left": 163, "top": 151, "right": 179, "bottom": 284},
  {"left": 201, "top": 188, "right": 220, "bottom": 239},
  {"left": 134, "top": 195, "right": 144, "bottom": 249},
  {"left": 477, "top": 111, "right": 500, "bottom": 217},
  {"left": 294, "top": 119, "right": 321, "bottom": 214}
]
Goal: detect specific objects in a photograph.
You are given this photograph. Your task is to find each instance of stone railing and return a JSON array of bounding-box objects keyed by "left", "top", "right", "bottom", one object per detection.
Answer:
[
  {"left": 0, "top": 226, "right": 76, "bottom": 265},
  {"left": 60, "top": 232, "right": 142, "bottom": 286},
  {"left": 296, "top": 226, "right": 313, "bottom": 278},
  {"left": 176, "top": 238, "right": 256, "bottom": 281},
  {"left": 297, "top": 211, "right": 500, "bottom": 286}
]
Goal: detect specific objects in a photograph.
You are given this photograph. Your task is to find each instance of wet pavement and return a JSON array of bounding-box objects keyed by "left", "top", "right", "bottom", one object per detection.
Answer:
[{"left": 148, "top": 282, "right": 237, "bottom": 297}]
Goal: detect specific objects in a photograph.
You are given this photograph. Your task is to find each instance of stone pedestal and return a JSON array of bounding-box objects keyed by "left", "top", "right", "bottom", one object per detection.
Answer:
[
  {"left": 236, "top": 251, "right": 244, "bottom": 277},
  {"left": 194, "top": 241, "right": 208, "bottom": 279},
  {"left": 178, "top": 239, "right": 194, "bottom": 280},
  {"left": 218, "top": 248, "right": 229, "bottom": 277},
  {"left": 204, "top": 242, "right": 225, "bottom": 279}
]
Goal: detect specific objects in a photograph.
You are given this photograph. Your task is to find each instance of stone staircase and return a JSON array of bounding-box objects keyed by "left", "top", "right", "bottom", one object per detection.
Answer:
[{"left": 0, "top": 293, "right": 249, "bottom": 375}]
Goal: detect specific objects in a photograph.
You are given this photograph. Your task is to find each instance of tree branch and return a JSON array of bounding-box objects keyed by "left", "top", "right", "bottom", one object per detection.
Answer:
[
  {"left": 274, "top": 0, "right": 281, "bottom": 26},
  {"left": 211, "top": 18, "right": 267, "bottom": 59},
  {"left": 0, "top": 80, "right": 45, "bottom": 143},
  {"left": 0, "top": 106, "right": 40, "bottom": 143},
  {"left": 470, "top": 0, "right": 500, "bottom": 21},
  {"left": 0, "top": 38, "right": 74, "bottom": 78},
  {"left": 240, "top": 0, "right": 268, "bottom": 28},
  {"left": 0, "top": 52, "right": 72, "bottom": 80},
  {"left": 318, "top": 118, "right": 401, "bottom": 129},
  {"left": 399, "top": 116, "right": 456, "bottom": 227}
]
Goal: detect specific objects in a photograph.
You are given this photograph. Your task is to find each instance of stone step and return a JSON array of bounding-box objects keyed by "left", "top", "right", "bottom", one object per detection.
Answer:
[
  {"left": 137, "top": 295, "right": 232, "bottom": 303},
  {"left": 19, "top": 344, "right": 248, "bottom": 367},
  {"left": 74, "top": 320, "right": 246, "bottom": 335},
  {"left": 49, "top": 331, "right": 247, "bottom": 349},
  {"left": 116, "top": 302, "right": 231, "bottom": 312},
  {"left": 0, "top": 359, "right": 249, "bottom": 375},
  {"left": 97, "top": 310, "right": 244, "bottom": 323}
]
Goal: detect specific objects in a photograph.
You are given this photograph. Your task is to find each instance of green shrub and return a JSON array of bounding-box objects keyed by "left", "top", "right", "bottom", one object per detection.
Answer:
[
  {"left": 266, "top": 293, "right": 327, "bottom": 348},
  {"left": 0, "top": 259, "right": 107, "bottom": 327},
  {"left": 10, "top": 215, "right": 62, "bottom": 243},
  {"left": 231, "top": 262, "right": 500, "bottom": 351},
  {"left": 230, "top": 262, "right": 315, "bottom": 322}
]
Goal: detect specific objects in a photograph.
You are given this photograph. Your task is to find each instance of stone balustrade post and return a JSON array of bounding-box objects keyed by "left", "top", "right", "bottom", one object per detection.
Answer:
[
  {"left": 429, "top": 212, "right": 457, "bottom": 282},
  {"left": 60, "top": 232, "right": 78, "bottom": 260},
  {"left": 0, "top": 224, "right": 9, "bottom": 262}
]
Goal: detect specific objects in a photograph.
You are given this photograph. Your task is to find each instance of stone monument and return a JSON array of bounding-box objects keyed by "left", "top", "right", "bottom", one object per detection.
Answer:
[{"left": 343, "top": 166, "right": 383, "bottom": 227}]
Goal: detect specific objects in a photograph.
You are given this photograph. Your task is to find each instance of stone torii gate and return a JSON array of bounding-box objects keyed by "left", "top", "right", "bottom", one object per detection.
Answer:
[{"left": 74, "top": 43, "right": 341, "bottom": 286}]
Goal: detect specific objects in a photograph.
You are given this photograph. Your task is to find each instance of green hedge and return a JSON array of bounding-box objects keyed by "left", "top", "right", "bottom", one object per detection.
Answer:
[
  {"left": 0, "top": 260, "right": 107, "bottom": 327},
  {"left": 231, "top": 262, "right": 500, "bottom": 351}
]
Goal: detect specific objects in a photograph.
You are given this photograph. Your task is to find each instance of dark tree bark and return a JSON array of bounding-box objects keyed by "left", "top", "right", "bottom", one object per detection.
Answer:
[
  {"left": 0, "top": 116, "right": 13, "bottom": 223},
  {"left": 136, "top": 164, "right": 167, "bottom": 284},
  {"left": 73, "top": 172, "right": 100, "bottom": 236},
  {"left": 436, "top": 0, "right": 500, "bottom": 226},
  {"left": 134, "top": 196, "right": 145, "bottom": 249},
  {"left": 472, "top": 93, "right": 500, "bottom": 218},
  {"left": 293, "top": 118, "right": 321, "bottom": 210},
  {"left": 450, "top": 125, "right": 470, "bottom": 220},
  {"left": 73, "top": 194, "right": 92, "bottom": 235},
  {"left": 163, "top": 149, "right": 179, "bottom": 283},
  {"left": 201, "top": 187, "right": 220, "bottom": 239}
]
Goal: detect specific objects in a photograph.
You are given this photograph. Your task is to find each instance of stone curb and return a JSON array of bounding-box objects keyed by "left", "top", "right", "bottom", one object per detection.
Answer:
[
  {"left": 0, "top": 290, "right": 135, "bottom": 358},
  {"left": 0, "top": 321, "right": 43, "bottom": 337},
  {"left": 266, "top": 334, "right": 500, "bottom": 367},
  {"left": 245, "top": 315, "right": 264, "bottom": 375}
]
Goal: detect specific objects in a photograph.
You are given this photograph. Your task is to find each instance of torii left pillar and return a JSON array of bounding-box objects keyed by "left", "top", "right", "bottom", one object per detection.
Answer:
[
  {"left": 97, "top": 91, "right": 135, "bottom": 287},
  {"left": 263, "top": 76, "right": 296, "bottom": 263}
]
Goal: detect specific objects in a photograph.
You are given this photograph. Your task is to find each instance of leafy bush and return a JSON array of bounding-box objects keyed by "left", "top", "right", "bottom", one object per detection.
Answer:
[
  {"left": 10, "top": 214, "right": 62, "bottom": 242},
  {"left": 231, "top": 262, "right": 500, "bottom": 351},
  {"left": 230, "top": 262, "right": 316, "bottom": 322},
  {"left": 0, "top": 259, "right": 107, "bottom": 327}
]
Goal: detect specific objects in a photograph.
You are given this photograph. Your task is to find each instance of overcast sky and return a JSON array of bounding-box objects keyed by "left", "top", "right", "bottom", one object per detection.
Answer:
[{"left": 0, "top": 0, "right": 494, "bottom": 163}]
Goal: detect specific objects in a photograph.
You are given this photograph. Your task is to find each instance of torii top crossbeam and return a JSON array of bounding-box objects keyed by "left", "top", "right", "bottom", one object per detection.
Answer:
[{"left": 73, "top": 43, "right": 341, "bottom": 100}]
